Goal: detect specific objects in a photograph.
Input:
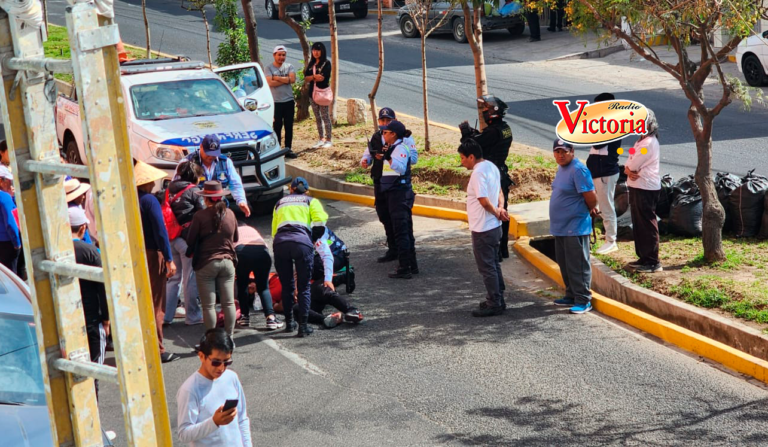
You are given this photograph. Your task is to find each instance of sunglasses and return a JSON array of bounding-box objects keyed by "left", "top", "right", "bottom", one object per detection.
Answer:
[{"left": 208, "top": 357, "right": 234, "bottom": 368}]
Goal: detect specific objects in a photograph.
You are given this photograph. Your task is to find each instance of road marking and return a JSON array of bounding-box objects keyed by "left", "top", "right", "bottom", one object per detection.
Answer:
[{"left": 257, "top": 334, "right": 327, "bottom": 376}]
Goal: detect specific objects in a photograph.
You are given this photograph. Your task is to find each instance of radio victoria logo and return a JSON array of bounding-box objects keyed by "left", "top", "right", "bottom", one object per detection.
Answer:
[{"left": 553, "top": 99, "right": 649, "bottom": 151}]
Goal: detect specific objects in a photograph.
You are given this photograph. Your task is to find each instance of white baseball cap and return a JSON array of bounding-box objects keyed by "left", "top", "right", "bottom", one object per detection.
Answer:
[
  {"left": 0, "top": 165, "right": 12, "bottom": 181},
  {"left": 68, "top": 206, "right": 90, "bottom": 227},
  {"left": 273, "top": 45, "right": 287, "bottom": 54}
]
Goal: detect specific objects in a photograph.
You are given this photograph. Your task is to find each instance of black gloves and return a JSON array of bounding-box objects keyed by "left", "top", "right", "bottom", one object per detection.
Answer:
[
  {"left": 459, "top": 121, "right": 475, "bottom": 139},
  {"left": 311, "top": 226, "right": 326, "bottom": 243}
]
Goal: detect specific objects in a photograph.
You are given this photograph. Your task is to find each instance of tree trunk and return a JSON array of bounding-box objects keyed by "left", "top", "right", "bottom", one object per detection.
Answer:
[
  {"left": 201, "top": 8, "right": 212, "bottom": 67},
  {"left": 462, "top": 1, "right": 488, "bottom": 129},
  {"left": 280, "top": 1, "right": 312, "bottom": 121},
  {"left": 368, "top": 0, "right": 385, "bottom": 131},
  {"left": 690, "top": 109, "right": 726, "bottom": 262},
  {"left": 421, "top": 34, "right": 430, "bottom": 152},
  {"left": 328, "top": 0, "right": 340, "bottom": 124},
  {"left": 42, "top": 0, "right": 48, "bottom": 34},
  {"left": 143, "top": 0, "right": 151, "bottom": 58},
  {"left": 240, "top": 0, "right": 261, "bottom": 65}
]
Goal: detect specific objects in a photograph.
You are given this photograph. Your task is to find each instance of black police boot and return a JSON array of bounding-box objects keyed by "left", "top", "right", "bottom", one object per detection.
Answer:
[
  {"left": 377, "top": 251, "right": 398, "bottom": 263},
  {"left": 346, "top": 268, "right": 356, "bottom": 294},
  {"left": 410, "top": 258, "right": 419, "bottom": 275},
  {"left": 388, "top": 266, "right": 412, "bottom": 279},
  {"left": 284, "top": 319, "right": 297, "bottom": 333},
  {"left": 297, "top": 316, "right": 314, "bottom": 337},
  {"left": 472, "top": 306, "right": 504, "bottom": 317}
]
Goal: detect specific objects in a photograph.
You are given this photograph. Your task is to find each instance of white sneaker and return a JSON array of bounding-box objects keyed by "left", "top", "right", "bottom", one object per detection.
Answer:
[
  {"left": 174, "top": 307, "right": 187, "bottom": 319},
  {"left": 312, "top": 140, "right": 324, "bottom": 148},
  {"left": 322, "top": 141, "right": 333, "bottom": 148},
  {"left": 596, "top": 241, "right": 618, "bottom": 255},
  {"left": 105, "top": 431, "right": 117, "bottom": 441}
]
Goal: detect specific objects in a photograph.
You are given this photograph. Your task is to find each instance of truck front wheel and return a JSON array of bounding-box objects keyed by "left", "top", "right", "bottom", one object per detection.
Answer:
[{"left": 65, "top": 137, "right": 84, "bottom": 165}]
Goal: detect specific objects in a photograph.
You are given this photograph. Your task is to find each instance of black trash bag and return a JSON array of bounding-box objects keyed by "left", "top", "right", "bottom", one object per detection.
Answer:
[
  {"left": 617, "top": 164, "right": 628, "bottom": 184},
  {"left": 614, "top": 182, "right": 630, "bottom": 217},
  {"left": 669, "top": 190, "right": 703, "bottom": 237},
  {"left": 731, "top": 170, "right": 768, "bottom": 238},
  {"left": 671, "top": 174, "right": 698, "bottom": 202},
  {"left": 616, "top": 207, "right": 634, "bottom": 241},
  {"left": 715, "top": 172, "right": 742, "bottom": 233},
  {"left": 656, "top": 174, "right": 674, "bottom": 218},
  {"left": 758, "top": 194, "right": 768, "bottom": 239}
]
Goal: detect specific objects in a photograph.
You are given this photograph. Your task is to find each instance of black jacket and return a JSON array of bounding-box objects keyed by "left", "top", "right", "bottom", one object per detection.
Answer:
[
  {"left": 167, "top": 180, "right": 205, "bottom": 240},
  {"left": 73, "top": 240, "right": 108, "bottom": 326},
  {"left": 461, "top": 120, "right": 513, "bottom": 172},
  {"left": 586, "top": 139, "right": 622, "bottom": 178},
  {"left": 304, "top": 60, "right": 331, "bottom": 97}
]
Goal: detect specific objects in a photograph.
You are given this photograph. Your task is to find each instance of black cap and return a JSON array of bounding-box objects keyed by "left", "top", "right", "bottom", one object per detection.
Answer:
[
  {"left": 378, "top": 107, "right": 396, "bottom": 120},
  {"left": 594, "top": 92, "right": 615, "bottom": 102},
  {"left": 553, "top": 138, "right": 574, "bottom": 151},
  {"left": 383, "top": 120, "right": 406, "bottom": 139}
]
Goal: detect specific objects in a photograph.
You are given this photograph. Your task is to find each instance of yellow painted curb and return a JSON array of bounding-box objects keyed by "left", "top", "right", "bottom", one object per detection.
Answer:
[
  {"left": 513, "top": 237, "right": 768, "bottom": 385},
  {"left": 308, "top": 187, "right": 530, "bottom": 235}
]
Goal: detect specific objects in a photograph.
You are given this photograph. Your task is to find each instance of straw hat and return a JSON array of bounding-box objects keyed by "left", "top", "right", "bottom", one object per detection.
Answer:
[
  {"left": 194, "top": 180, "right": 230, "bottom": 198},
  {"left": 64, "top": 178, "right": 91, "bottom": 202},
  {"left": 134, "top": 160, "right": 168, "bottom": 186}
]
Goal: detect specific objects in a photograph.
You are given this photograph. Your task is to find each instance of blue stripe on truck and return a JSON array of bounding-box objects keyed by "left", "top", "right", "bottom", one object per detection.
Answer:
[{"left": 161, "top": 129, "right": 272, "bottom": 146}]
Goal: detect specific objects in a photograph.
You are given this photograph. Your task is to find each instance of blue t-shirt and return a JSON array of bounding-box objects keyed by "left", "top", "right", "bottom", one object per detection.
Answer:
[{"left": 549, "top": 158, "right": 595, "bottom": 237}]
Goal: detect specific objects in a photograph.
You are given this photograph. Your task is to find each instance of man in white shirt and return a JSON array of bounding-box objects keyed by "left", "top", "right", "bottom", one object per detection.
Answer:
[
  {"left": 459, "top": 140, "right": 510, "bottom": 317},
  {"left": 176, "top": 329, "right": 252, "bottom": 447}
]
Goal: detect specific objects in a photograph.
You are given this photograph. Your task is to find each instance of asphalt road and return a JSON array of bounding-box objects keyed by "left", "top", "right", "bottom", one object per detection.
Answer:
[
  {"left": 90, "top": 200, "right": 768, "bottom": 445},
  {"left": 46, "top": 0, "right": 768, "bottom": 183}
]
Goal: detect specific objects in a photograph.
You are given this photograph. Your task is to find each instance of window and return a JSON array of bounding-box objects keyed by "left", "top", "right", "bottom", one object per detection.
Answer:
[
  {"left": 218, "top": 67, "right": 263, "bottom": 99},
  {"left": 0, "top": 314, "right": 45, "bottom": 406},
  {"left": 130, "top": 78, "right": 242, "bottom": 121}
]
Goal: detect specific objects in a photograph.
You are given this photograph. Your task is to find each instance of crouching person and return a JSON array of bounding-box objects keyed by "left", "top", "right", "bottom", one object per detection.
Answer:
[{"left": 177, "top": 328, "right": 252, "bottom": 446}]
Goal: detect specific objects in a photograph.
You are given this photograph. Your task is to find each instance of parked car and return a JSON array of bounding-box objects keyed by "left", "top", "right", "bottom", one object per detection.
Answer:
[
  {"left": 0, "top": 264, "right": 115, "bottom": 446},
  {"left": 397, "top": 2, "right": 525, "bottom": 43},
  {"left": 736, "top": 30, "right": 768, "bottom": 87},
  {"left": 266, "top": 0, "right": 369, "bottom": 22},
  {"left": 56, "top": 58, "right": 291, "bottom": 204}
]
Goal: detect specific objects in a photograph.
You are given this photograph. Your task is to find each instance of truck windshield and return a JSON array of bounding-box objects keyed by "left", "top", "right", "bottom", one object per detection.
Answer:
[
  {"left": 130, "top": 78, "right": 242, "bottom": 121},
  {"left": 0, "top": 314, "right": 46, "bottom": 406}
]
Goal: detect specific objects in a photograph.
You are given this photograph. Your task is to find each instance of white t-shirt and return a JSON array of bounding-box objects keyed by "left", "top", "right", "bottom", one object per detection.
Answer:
[
  {"left": 176, "top": 370, "right": 253, "bottom": 447},
  {"left": 625, "top": 135, "right": 661, "bottom": 191},
  {"left": 467, "top": 160, "right": 502, "bottom": 233}
]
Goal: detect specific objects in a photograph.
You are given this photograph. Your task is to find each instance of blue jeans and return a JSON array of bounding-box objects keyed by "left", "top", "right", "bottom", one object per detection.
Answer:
[{"left": 164, "top": 237, "right": 203, "bottom": 324}]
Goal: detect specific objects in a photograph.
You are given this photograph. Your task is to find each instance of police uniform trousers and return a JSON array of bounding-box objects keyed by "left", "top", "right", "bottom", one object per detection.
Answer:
[
  {"left": 374, "top": 183, "right": 397, "bottom": 255},
  {"left": 384, "top": 186, "right": 416, "bottom": 269},
  {"left": 273, "top": 240, "right": 315, "bottom": 323},
  {"left": 500, "top": 179, "right": 511, "bottom": 255}
]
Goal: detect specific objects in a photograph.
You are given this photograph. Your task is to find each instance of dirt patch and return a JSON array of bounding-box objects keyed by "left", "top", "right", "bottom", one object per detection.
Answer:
[
  {"left": 288, "top": 103, "right": 556, "bottom": 202},
  {"left": 595, "top": 235, "right": 768, "bottom": 333}
]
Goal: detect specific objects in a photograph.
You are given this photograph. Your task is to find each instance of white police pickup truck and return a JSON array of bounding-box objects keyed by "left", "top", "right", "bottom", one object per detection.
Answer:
[{"left": 56, "top": 58, "right": 290, "bottom": 204}]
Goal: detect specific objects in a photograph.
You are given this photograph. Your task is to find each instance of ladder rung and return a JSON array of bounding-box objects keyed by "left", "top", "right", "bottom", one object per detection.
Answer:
[
  {"left": 5, "top": 57, "right": 74, "bottom": 74},
  {"left": 24, "top": 160, "right": 90, "bottom": 179},
  {"left": 38, "top": 260, "right": 104, "bottom": 283},
  {"left": 53, "top": 358, "right": 118, "bottom": 384}
]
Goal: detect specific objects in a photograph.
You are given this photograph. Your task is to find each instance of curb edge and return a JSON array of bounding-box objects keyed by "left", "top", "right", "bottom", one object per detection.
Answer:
[{"left": 513, "top": 237, "right": 768, "bottom": 385}]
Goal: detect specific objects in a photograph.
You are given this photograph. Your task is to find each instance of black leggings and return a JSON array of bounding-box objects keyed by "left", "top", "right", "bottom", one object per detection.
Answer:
[
  {"left": 293, "top": 282, "right": 354, "bottom": 324},
  {"left": 235, "top": 244, "right": 275, "bottom": 318}
]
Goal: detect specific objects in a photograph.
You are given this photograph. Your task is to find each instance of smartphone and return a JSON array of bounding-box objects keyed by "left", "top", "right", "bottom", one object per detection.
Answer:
[{"left": 223, "top": 399, "right": 238, "bottom": 412}]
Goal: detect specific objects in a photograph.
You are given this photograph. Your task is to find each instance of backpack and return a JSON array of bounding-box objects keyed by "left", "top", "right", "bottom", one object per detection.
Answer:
[{"left": 162, "top": 184, "right": 195, "bottom": 240}]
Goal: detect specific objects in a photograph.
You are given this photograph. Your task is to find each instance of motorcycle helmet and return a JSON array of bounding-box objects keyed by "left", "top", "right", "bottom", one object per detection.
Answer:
[{"left": 478, "top": 95, "right": 508, "bottom": 122}]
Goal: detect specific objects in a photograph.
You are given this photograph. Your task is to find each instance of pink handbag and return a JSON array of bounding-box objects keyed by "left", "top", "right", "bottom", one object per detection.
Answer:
[{"left": 311, "top": 63, "right": 334, "bottom": 106}]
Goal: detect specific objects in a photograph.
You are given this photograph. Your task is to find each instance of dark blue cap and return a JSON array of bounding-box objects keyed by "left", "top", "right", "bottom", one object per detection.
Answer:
[
  {"left": 291, "top": 176, "right": 309, "bottom": 193},
  {"left": 201, "top": 134, "right": 221, "bottom": 156},
  {"left": 383, "top": 120, "right": 406, "bottom": 139},
  {"left": 378, "top": 107, "right": 396, "bottom": 120},
  {"left": 553, "top": 138, "right": 574, "bottom": 151}
]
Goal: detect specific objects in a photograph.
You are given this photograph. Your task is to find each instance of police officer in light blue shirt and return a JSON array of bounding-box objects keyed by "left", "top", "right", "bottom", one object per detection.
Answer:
[
  {"left": 184, "top": 134, "right": 251, "bottom": 217},
  {"left": 379, "top": 120, "right": 418, "bottom": 279}
]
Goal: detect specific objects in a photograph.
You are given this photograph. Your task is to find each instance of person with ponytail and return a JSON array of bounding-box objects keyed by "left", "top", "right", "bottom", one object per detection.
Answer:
[{"left": 186, "top": 181, "right": 240, "bottom": 337}]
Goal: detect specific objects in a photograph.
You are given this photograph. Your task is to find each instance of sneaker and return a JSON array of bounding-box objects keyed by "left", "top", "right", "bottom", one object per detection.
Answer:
[
  {"left": 105, "top": 431, "right": 117, "bottom": 442},
  {"left": 312, "top": 140, "right": 324, "bottom": 148},
  {"left": 529, "top": 37, "right": 541, "bottom": 42},
  {"left": 162, "top": 321, "right": 171, "bottom": 327},
  {"left": 185, "top": 319, "right": 204, "bottom": 326},
  {"left": 569, "top": 303, "right": 593, "bottom": 314},
  {"left": 596, "top": 241, "right": 618, "bottom": 255},
  {"left": 388, "top": 267, "right": 412, "bottom": 279},
  {"left": 472, "top": 306, "right": 504, "bottom": 317},
  {"left": 297, "top": 324, "right": 314, "bottom": 337},
  {"left": 322, "top": 141, "right": 333, "bottom": 148},
  {"left": 323, "top": 312, "right": 344, "bottom": 328},
  {"left": 635, "top": 263, "right": 663, "bottom": 273},
  {"left": 554, "top": 297, "right": 575, "bottom": 306},
  {"left": 479, "top": 301, "right": 507, "bottom": 311},
  {"left": 160, "top": 352, "right": 178, "bottom": 363},
  {"left": 266, "top": 317, "right": 285, "bottom": 330},
  {"left": 377, "top": 251, "right": 398, "bottom": 263},
  {"left": 236, "top": 315, "right": 250, "bottom": 328},
  {"left": 547, "top": 27, "right": 556, "bottom": 32},
  {"left": 344, "top": 309, "right": 364, "bottom": 323},
  {"left": 284, "top": 148, "right": 298, "bottom": 159},
  {"left": 284, "top": 321, "right": 298, "bottom": 333},
  {"left": 174, "top": 307, "right": 186, "bottom": 319}
]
